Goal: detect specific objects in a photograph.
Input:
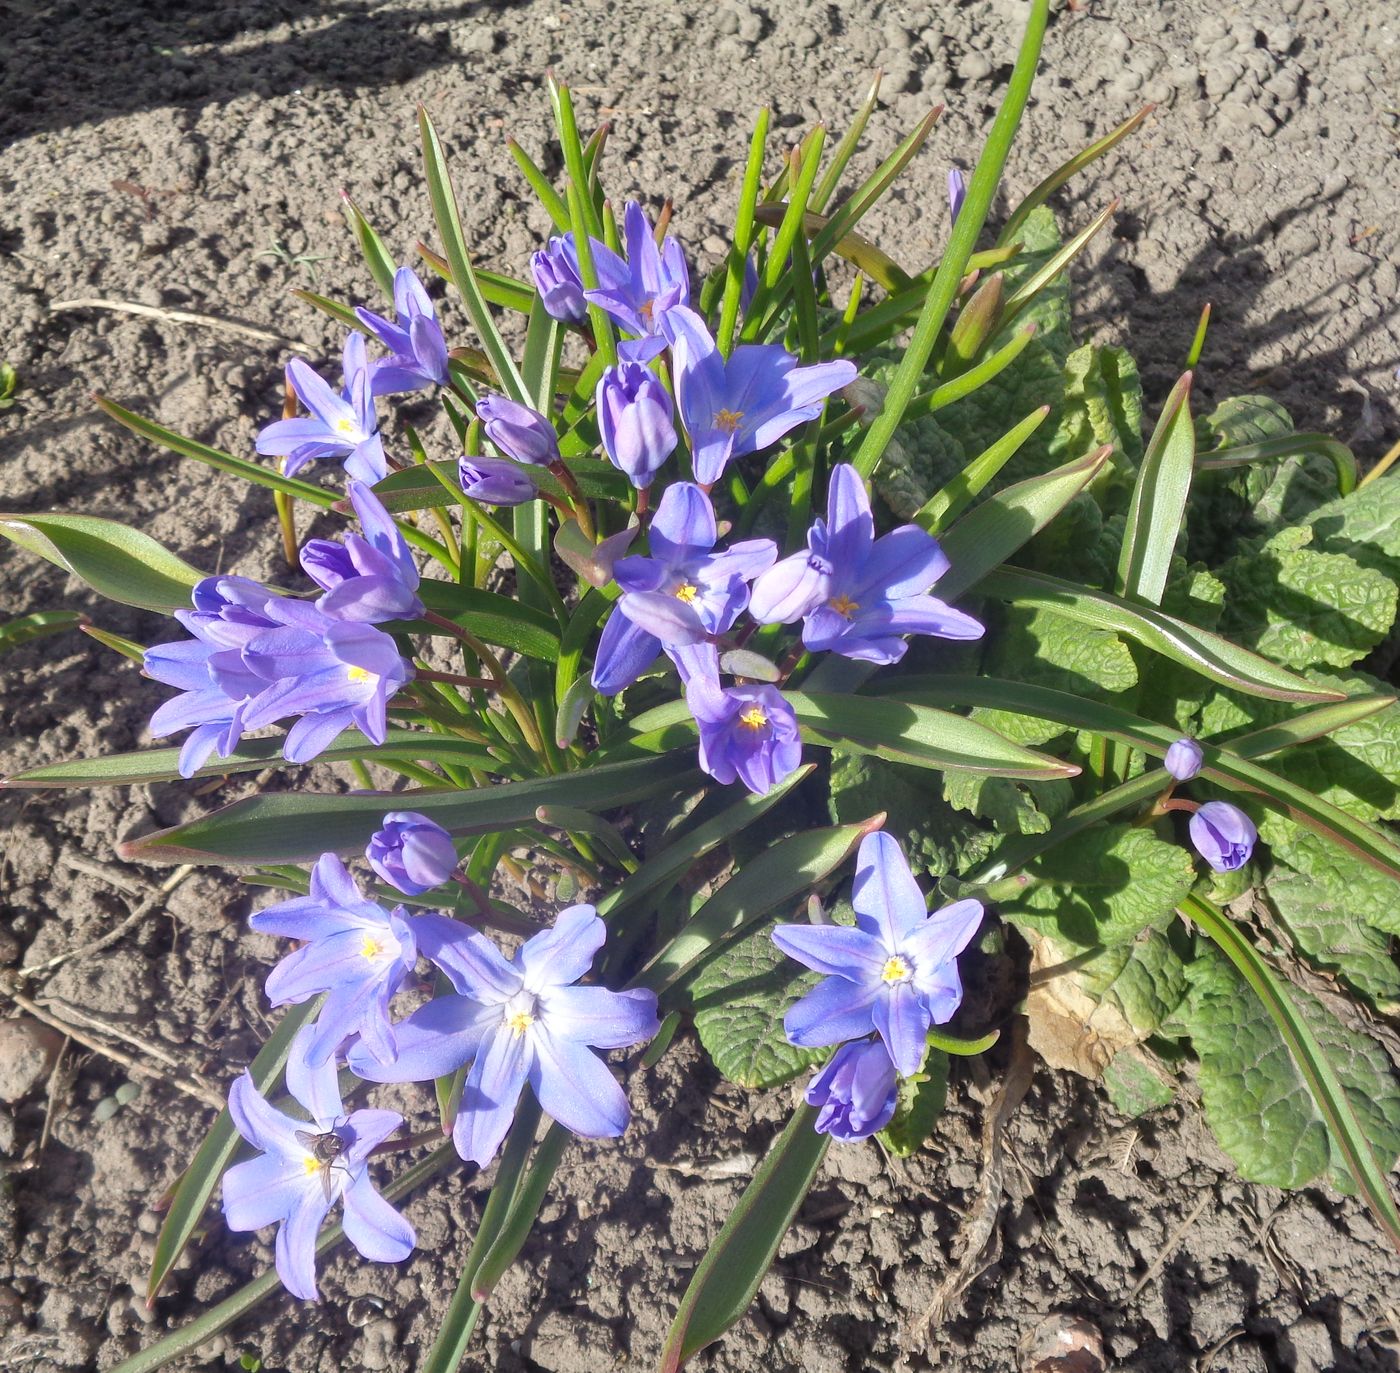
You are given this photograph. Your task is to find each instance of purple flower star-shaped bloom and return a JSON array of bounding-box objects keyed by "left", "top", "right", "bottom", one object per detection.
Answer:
[
  {"left": 666, "top": 305, "right": 857, "bottom": 486},
  {"left": 349, "top": 905, "right": 659, "bottom": 1167},
  {"left": 1188, "top": 801, "right": 1257, "bottom": 872},
  {"left": 355, "top": 266, "right": 450, "bottom": 395},
  {"left": 366, "top": 812, "right": 459, "bottom": 896},
  {"left": 749, "top": 464, "right": 985, "bottom": 665},
  {"left": 237, "top": 599, "right": 413, "bottom": 763},
  {"left": 806, "top": 1038, "right": 899, "bottom": 1142},
  {"left": 685, "top": 666, "right": 802, "bottom": 796},
  {"left": 222, "top": 1024, "right": 414, "bottom": 1302},
  {"left": 774, "top": 831, "right": 983, "bottom": 1075},
  {"left": 596, "top": 360, "right": 678, "bottom": 489},
  {"left": 251, "top": 854, "right": 418, "bottom": 1067},
  {"left": 458, "top": 454, "right": 538, "bottom": 507},
  {"left": 1164, "top": 737, "right": 1204, "bottom": 782},
  {"left": 585, "top": 201, "right": 690, "bottom": 363},
  {"left": 300, "top": 481, "right": 423, "bottom": 623},
  {"left": 531, "top": 233, "right": 590, "bottom": 324},
  {"left": 145, "top": 576, "right": 286, "bottom": 777},
  {"left": 256, "top": 333, "right": 386, "bottom": 483},
  {"left": 477, "top": 394, "right": 560, "bottom": 466},
  {"left": 591, "top": 483, "right": 776, "bottom": 696}
]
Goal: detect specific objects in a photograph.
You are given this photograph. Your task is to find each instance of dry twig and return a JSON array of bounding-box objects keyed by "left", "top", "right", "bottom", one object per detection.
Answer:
[
  {"left": 1127, "top": 1192, "right": 1212, "bottom": 1302},
  {"left": 47, "top": 296, "right": 296, "bottom": 346}
]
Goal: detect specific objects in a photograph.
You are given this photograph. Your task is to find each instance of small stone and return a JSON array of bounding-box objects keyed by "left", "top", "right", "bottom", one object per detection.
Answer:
[
  {"left": 958, "top": 51, "right": 993, "bottom": 81},
  {"left": 1285, "top": 1318, "right": 1334, "bottom": 1373},
  {"left": 0, "top": 1017, "right": 63, "bottom": 1103},
  {"left": 361, "top": 1319, "right": 398, "bottom": 1372},
  {"left": 0, "top": 1285, "right": 23, "bottom": 1325}
]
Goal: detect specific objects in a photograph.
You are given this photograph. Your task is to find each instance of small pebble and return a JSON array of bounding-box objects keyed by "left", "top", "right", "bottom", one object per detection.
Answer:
[
  {"left": 0, "top": 1017, "right": 63, "bottom": 1103},
  {"left": 958, "top": 51, "right": 992, "bottom": 81}
]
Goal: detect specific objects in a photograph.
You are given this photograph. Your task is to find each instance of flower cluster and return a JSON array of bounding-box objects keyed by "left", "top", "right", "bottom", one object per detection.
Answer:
[
  {"left": 773, "top": 832, "right": 983, "bottom": 1142},
  {"left": 1162, "top": 735, "right": 1259, "bottom": 873},
  {"left": 226, "top": 842, "right": 659, "bottom": 1299},
  {"left": 145, "top": 484, "right": 417, "bottom": 776}
]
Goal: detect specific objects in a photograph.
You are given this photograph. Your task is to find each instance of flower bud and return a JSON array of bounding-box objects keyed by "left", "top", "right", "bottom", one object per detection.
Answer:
[
  {"left": 1188, "top": 801, "right": 1257, "bottom": 873},
  {"left": 366, "top": 812, "right": 458, "bottom": 895},
  {"left": 477, "top": 395, "right": 559, "bottom": 466},
  {"left": 805, "top": 1039, "right": 899, "bottom": 1142},
  {"left": 1164, "top": 737, "right": 1204, "bottom": 782},
  {"left": 459, "top": 455, "right": 536, "bottom": 507},
  {"left": 530, "top": 235, "right": 587, "bottom": 323},
  {"left": 596, "top": 362, "right": 678, "bottom": 489}
]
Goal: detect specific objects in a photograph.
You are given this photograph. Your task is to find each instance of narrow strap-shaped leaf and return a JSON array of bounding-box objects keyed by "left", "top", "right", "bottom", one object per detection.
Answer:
[
  {"left": 717, "top": 106, "right": 770, "bottom": 356},
  {"left": 786, "top": 690, "right": 1080, "bottom": 779},
  {"left": 416, "top": 581, "right": 561, "bottom": 662},
  {"left": 809, "top": 70, "right": 883, "bottom": 213},
  {"left": 638, "top": 817, "right": 881, "bottom": 996},
  {"left": 0, "top": 512, "right": 205, "bottom": 612},
  {"left": 505, "top": 136, "right": 571, "bottom": 231},
  {"left": 1198, "top": 432, "right": 1358, "bottom": 496},
  {"left": 658, "top": 1103, "right": 829, "bottom": 1373},
  {"left": 0, "top": 609, "right": 83, "bottom": 653},
  {"left": 979, "top": 566, "right": 1341, "bottom": 703},
  {"left": 850, "top": 0, "right": 1049, "bottom": 479},
  {"left": 341, "top": 193, "right": 398, "bottom": 303},
  {"left": 935, "top": 444, "right": 1111, "bottom": 600},
  {"left": 904, "top": 321, "right": 1038, "bottom": 421},
  {"left": 416, "top": 242, "right": 537, "bottom": 314},
  {"left": 914, "top": 405, "right": 1050, "bottom": 533},
  {"left": 146, "top": 1000, "right": 320, "bottom": 1302},
  {"left": 118, "top": 755, "right": 700, "bottom": 865},
  {"left": 419, "top": 106, "right": 529, "bottom": 403},
  {"left": 1000, "top": 199, "right": 1117, "bottom": 331},
  {"left": 1181, "top": 894, "right": 1400, "bottom": 1253},
  {"left": 1116, "top": 372, "right": 1194, "bottom": 606},
  {"left": 95, "top": 396, "right": 336, "bottom": 507},
  {"left": 997, "top": 103, "right": 1154, "bottom": 248},
  {"left": 291, "top": 287, "right": 362, "bottom": 332}
]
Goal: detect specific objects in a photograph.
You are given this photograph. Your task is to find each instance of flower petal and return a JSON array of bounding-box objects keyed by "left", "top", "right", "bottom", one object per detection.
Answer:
[
  {"left": 516, "top": 904, "right": 604, "bottom": 991},
  {"left": 341, "top": 1173, "right": 416, "bottom": 1263},
  {"left": 348, "top": 994, "right": 498, "bottom": 1084},
  {"left": 902, "top": 898, "right": 984, "bottom": 974},
  {"left": 285, "top": 1024, "right": 345, "bottom": 1124},
  {"left": 453, "top": 1028, "right": 530, "bottom": 1167},
  {"left": 872, "top": 980, "right": 930, "bottom": 1077},
  {"left": 851, "top": 831, "right": 927, "bottom": 947},
  {"left": 412, "top": 914, "right": 518, "bottom": 1000},
  {"left": 274, "top": 1186, "right": 333, "bottom": 1302},
  {"left": 228, "top": 1073, "right": 299, "bottom": 1158},
  {"left": 528, "top": 1028, "right": 631, "bottom": 1138},
  {"left": 222, "top": 1153, "right": 306, "bottom": 1233},
  {"left": 648, "top": 482, "right": 716, "bottom": 564},
  {"left": 536, "top": 984, "right": 659, "bottom": 1049},
  {"left": 783, "top": 974, "right": 881, "bottom": 1048},
  {"left": 770, "top": 923, "right": 887, "bottom": 979}
]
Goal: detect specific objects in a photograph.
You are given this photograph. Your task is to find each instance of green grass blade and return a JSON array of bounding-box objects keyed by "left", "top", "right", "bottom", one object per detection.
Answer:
[
  {"left": 904, "top": 321, "right": 1038, "bottom": 422},
  {"left": 506, "top": 136, "right": 571, "bottom": 231},
  {"left": 717, "top": 106, "right": 771, "bottom": 356},
  {"left": 914, "top": 405, "right": 1050, "bottom": 533},
  {"left": 850, "top": 0, "right": 1049, "bottom": 479},
  {"left": 341, "top": 192, "right": 398, "bottom": 302},
  {"left": 1181, "top": 894, "right": 1400, "bottom": 1253},
  {"left": 809, "top": 70, "right": 883, "bottom": 213},
  {"left": 658, "top": 1103, "right": 828, "bottom": 1372}
]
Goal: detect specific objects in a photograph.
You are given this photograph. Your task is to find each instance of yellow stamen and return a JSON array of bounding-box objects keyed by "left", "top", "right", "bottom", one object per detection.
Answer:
[
  {"left": 714, "top": 408, "right": 744, "bottom": 433},
  {"left": 346, "top": 665, "right": 374, "bottom": 684},
  {"left": 506, "top": 1009, "right": 535, "bottom": 1035},
  {"left": 881, "top": 955, "right": 912, "bottom": 984},
  {"left": 738, "top": 705, "right": 768, "bottom": 731},
  {"left": 333, "top": 417, "right": 359, "bottom": 437},
  {"left": 303, "top": 1156, "right": 323, "bottom": 1176},
  {"left": 674, "top": 582, "right": 699, "bottom": 603},
  {"left": 361, "top": 937, "right": 383, "bottom": 961},
  {"left": 829, "top": 593, "right": 860, "bottom": 618}
]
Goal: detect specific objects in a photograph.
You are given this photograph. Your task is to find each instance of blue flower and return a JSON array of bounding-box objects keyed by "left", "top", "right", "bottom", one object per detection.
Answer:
[
  {"left": 596, "top": 361, "right": 677, "bottom": 489},
  {"left": 366, "top": 812, "right": 459, "bottom": 896},
  {"left": 749, "top": 464, "right": 984, "bottom": 665},
  {"left": 256, "top": 333, "right": 386, "bottom": 483},
  {"left": 355, "top": 267, "right": 450, "bottom": 394},
  {"left": 591, "top": 483, "right": 776, "bottom": 695},
  {"left": 251, "top": 854, "right": 418, "bottom": 1067},
  {"left": 585, "top": 201, "right": 690, "bottom": 362},
  {"left": 477, "top": 394, "right": 560, "bottom": 466},
  {"left": 349, "top": 905, "right": 659, "bottom": 1167},
  {"left": 947, "top": 168, "right": 967, "bottom": 225},
  {"left": 1164, "top": 737, "right": 1204, "bottom": 782},
  {"left": 222, "top": 1025, "right": 414, "bottom": 1302},
  {"left": 300, "top": 481, "right": 423, "bottom": 623},
  {"left": 806, "top": 1039, "right": 899, "bottom": 1142},
  {"left": 686, "top": 665, "right": 802, "bottom": 796},
  {"left": 773, "top": 832, "right": 983, "bottom": 1075},
  {"left": 666, "top": 306, "right": 856, "bottom": 486},
  {"left": 1189, "top": 801, "right": 1257, "bottom": 872},
  {"left": 531, "top": 233, "right": 590, "bottom": 324},
  {"left": 458, "top": 455, "right": 538, "bottom": 507}
]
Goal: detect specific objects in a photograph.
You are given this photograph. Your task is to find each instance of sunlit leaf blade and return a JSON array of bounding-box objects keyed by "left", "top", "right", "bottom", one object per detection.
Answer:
[
  {"left": 118, "top": 756, "right": 699, "bottom": 865},
  {"left": 95, "top": 396, "right": 335, "bottom": 508},
  {"left": 1000, "top": 199, "right": 1117, "bottom": 330},
  {"left": 341, "top": 193, "right": 398, "bottom": 303},
  {"left": 291, "top": 287, "right": 362, "bottom": 332},
  {"left": 639, "top": 818, "right": 881, "bottom": 995},
  {"left": 506, "top": 137, "right": 571, "bottom": 231},
  {"left": 786, "top": 691, "right": 1080, "bottom": 779},
  {"left": 905, "top": 322, "right": 1038, "bottom": 421},
  {"left": 658, "top": 1104, "right": 828, "bottom": 1373},
  {"left": 3, "top": 727, "right": 498, "bottom": 789},
  {"left": 1181, "top": 894, "right": 1400, "bottom": 1253},
  {"left": 809, "top": 69, "right": 882, "bottom": 214},
  {"left": 0, "top": 609, "right": 83, "bottom": 653},
  {"left": 1199, "top": 432, "right": 1358, "bottom": 496},
  {"left": 981, "top": 567, "right": 1343, "bottom": 703},
  {"left": 0, "top": 513, "right": 205, "bottom": 612},
  {"left": 850, "top": 0, "right": 1050, "bottom": 479},
  {"left": 914, "top": 405, "right": 1050, "bottom": 534},
  {"left": 750, "top": 204, "right": 909, "bottom": 293},
  {"left": 935, "top": 445, "right": 1111, "bottom": 600},
  {"left": 415, "top": 582, "right": 561, "bottom": 662},
  {"left": 418, "top": 106, "right": 529, "bottom": 404},
  {"left": 1116, "top": 371, "right": 1194, "bottom": 606},
  {"left": 146, "top": 1001, "right": 319, "bottom": 1302},
  {"left": 416, "top": 242, "right": 537, "bottom": 314}
]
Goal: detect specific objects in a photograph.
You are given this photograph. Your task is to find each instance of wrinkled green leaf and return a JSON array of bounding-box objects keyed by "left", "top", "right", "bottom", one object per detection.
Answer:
[{"left": 878, "top": 1049, "right": 949, "bottom": 1157}]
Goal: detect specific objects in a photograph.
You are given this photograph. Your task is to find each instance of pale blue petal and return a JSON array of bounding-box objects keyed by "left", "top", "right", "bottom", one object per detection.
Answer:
[
  {"left": 341, "top": 1174, "right": 415, "bottom": 1262},
  {"left": 528, "top": 1029, "right": 630, "bottom": 1138},
  {"left": 851, "top": 831, "right": 927, "bottom": 947}
]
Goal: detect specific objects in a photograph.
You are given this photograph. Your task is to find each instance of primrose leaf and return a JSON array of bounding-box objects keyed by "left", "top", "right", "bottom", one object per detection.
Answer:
[
  {"left": 1218, "top": 533, "right": 1397, "bottom": 670},
  {"left": 1049, "top": 342, "right": 1144, "bottom": 470},
  {"left": 1199, "top": 395, "right": 1295, "bottom": 449},
  {"left": 942, "top": 771, "right": 1072, "bottom": 837},
  {"left": 1001, "top": 823, "right": 1197, "bottom": 948},
  {"left": 1263, "top": 820, "right": 1400, "bottom": 941},
  {"left": 984, "top": 603, "right": 1139, "bottom": 697},
  {"left": 1103, "top": 1046, "right": 1178, "bottom": 1117},
  {"left": 1170, "top": 945, "right": 1400, "bottom": 1193},
  {"left": 691, "top": 919, "right": 826, "bottom": 1090}
]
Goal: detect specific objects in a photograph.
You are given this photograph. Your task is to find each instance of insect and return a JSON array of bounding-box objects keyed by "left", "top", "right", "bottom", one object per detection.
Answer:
[{"left": 295, "top": 1128, "right": 349, "bottom": 1203}]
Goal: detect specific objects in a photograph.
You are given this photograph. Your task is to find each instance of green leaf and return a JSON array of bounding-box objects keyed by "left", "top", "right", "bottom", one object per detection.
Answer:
[
  {"left": 368, "top": 456, "right": 628, "bottom": 512},
  {"left": 1199, "top": 394, "right": 1296, "bottom": 449},
  {"left": 1102, "top": 1046, "right": 1178, "bottom": 1117},
  {"left": 913, "top": 405, "right": 1051, "bottom": 534},
  {"left": 692, "top": 919, "right": 825, "bottom": 1089},
  {"left": 1001, "top": 823, "right": 1196, "bottom": 947},
  {"left": 341, "top": 193, "right": 398, "bottom": 303},
  {"left": 878, "top": 1049, "right": 950, "bottom": 1158},
  {"left": 0, "top": 609, "right": 84, "bottom": 653},
  {"left": 415, "top": 582, "right": 561, "bottom": 662},
  {"left": 3, "top": 726, "right": 499, "bottom": 789},
  {"left": 1172, "top": 937, "right": 1400, "bottom": 1204},
  {"left": 658, "top": 1103, "right": 829, "bottom": 1373},
  {"left": 0, "top": 513, "right": 204, "bottom": 612},
  {"left": 1077, "top": 929, "right": 1190, "bottom": 1035},
  {"left": 1307, "top": 469, "right": 1400, "bottom": 574},
  {"left": 118, "top": 755, "right": 699, "bottom": 865},
  {"left": 1116, "top": 371, "right": 1194, "bottom": 607},
  {"left": 984, "top": 602, "right": 1139, "bottom": 698},
  {"left": 147, "top": 1001, "right": 320, "bottom": 1301},
  {"left": 787, "top": 690, "right": 1080, "bottom": 780},
  {"left": 943, "top": 771, "right": 1071, "bottom": 836},
  {"left": 1218, "top": 530, "right": 1397, "bottom": 670}
]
